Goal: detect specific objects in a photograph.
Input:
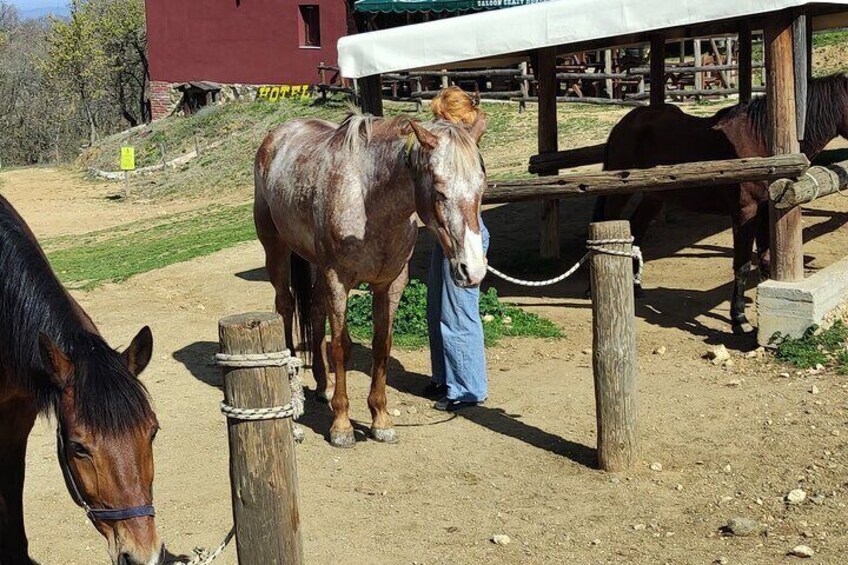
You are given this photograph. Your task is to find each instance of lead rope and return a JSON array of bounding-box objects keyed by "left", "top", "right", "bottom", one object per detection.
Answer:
[
  {"left": 485, "top": 237, "right": 643, "bottom": 287},
  {"left": 170, "top": 351, "right": 304, "bottom": 565}
]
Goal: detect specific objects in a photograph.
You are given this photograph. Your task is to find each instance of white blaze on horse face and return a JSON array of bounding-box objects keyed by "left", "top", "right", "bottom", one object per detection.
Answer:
[{"left": 461, "top": 226, "right": 486, "bottom": 285}]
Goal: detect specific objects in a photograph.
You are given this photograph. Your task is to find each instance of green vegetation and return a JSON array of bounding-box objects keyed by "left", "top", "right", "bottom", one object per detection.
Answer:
[
  {"left": 346, "top": 279, "right": 563, "bottom": 349},
  {"left": 45, "top": 204, "right": 254, "bottom": 289},
  {"left": 770, "top": 320, "right": 848, "bottom": 374}
]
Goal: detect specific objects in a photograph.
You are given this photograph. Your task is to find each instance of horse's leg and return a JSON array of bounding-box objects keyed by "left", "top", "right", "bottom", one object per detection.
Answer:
[
  {"left": 0, "top": 401, "right": 38, "bottom": 565},
  {"left": 730, "top": 209, "right": 758, "bottom": 335},
  {"left": 324, "top": 268, "right": 355, "bottom": 448},
  {"left": 754, "top": 203, "right": 771, "bottom": 282},
  {"left": 369, "top": 265, "right": 408, "bottom": 444},
  {"left": 254, "top": 198, "right": 295, "bottom": 351},
  {"left": 310, "top": 271, "right": 333, "bottom": 403},
  {"left": 626, "top": 195, "right": 663, "bottom": 295}
]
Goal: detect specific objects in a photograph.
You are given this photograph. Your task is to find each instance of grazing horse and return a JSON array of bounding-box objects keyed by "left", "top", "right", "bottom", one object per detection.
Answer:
[
  {"left": 0, "top": 196, "right": 161, "bottom": 565},
  {"left": 595, "top": 74, "right": 848, "bottom": 334},
  {"left": 254, "top": 112, "right": 487, "bottom": 447}
]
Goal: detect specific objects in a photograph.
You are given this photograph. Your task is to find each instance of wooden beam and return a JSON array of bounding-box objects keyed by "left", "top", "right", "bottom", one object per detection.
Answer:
[
  {"left": 528, "top": 143, "right": 607, "bottom": 174},
  {"left": 793, "top": 13, "right": 808, "bottom": 140},
  {"left": 738, "top": 23, "right": 753, "bottom": 103},
  {"left": 536, "top": 46, "right": 560, "bottom": 258},
  {"left": 486, "top": 154, "right": 809, "bottom": 204},
  {"left": 650, "top": 35, "right": 666, "bottom": 106},
  {"left": 770, "top": 159, "right": 848, "bottom": 208},
  {"left": 604, "top": 49, "right": 614, "bottom": 99},
  {"left": 358, "top": 74, "right": 383, "bottom": 117},
  {"left": 766, "top": 14, "right": 804, "bottom": 282}
]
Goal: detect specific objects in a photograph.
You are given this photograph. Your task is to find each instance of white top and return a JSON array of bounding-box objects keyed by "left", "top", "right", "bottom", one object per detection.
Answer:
[{"left": 338, "top": 0, "right": 848, "bottom": 78}]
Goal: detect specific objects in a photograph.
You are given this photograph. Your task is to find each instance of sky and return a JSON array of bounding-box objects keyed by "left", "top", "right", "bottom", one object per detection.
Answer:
[{"left": 8, "top": 0, "right": 70, "bottom": 19}]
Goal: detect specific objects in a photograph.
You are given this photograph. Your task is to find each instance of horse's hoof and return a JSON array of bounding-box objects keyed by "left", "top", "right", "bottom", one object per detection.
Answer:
[
  {"left": 732, "top": 322, "right": 754, "bottom": 335},
  {"left": 371, "top": 427, "right": 399, "bottom": 444},
  {"left": 330, "top": 429, "right": 356, "bottom": 448}
]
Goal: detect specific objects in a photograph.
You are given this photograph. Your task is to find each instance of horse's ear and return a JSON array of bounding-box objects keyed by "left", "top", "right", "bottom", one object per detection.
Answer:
[
  {"left": 408, "top": 120, "right": 439, "bottom": 151},
  {"left": 122, "top": 326, "right": 153, "bottom": 378},
  {"left": 38, "top": 333, "right": 74, "bottom": 386},
  {"left": 470, "top": 112, "right": 487, "bottom": 145}
]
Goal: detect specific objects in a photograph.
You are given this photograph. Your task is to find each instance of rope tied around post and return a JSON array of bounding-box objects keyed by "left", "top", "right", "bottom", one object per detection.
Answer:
[
  {"left": 485, "top": 237, "right": 643, "bottom": 287},
  {"left": 215, "top": 351, "right": 305, "bottom": 421}
]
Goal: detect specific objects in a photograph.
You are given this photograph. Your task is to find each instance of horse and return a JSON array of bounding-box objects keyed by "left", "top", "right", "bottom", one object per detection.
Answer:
[
  {"left": 254, "top": 112, "right": 487, "bottom": 448},
  {"left": 594, "top": 73, "right": 848, "bottom": 335},
  {"left": 0, "top": 196, "right": 161, "bottom": 565}
]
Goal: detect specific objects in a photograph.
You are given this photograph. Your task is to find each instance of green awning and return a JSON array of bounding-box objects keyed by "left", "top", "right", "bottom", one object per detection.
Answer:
[{"left": 354, "top": 0, "right": 548, "bottom": 14}]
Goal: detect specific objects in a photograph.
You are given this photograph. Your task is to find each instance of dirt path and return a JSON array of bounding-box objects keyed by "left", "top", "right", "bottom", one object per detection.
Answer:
[
  {"left": 0, "top": 167, "right": 212, "bottom": 238},
  {"left": 8, "top": 166, "right": 848, "bottom": 564}
]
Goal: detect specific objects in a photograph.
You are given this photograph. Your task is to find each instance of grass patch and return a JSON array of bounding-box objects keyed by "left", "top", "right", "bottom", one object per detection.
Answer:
[
  {"left": 770, "top": 320, "right": 848, "bottom": 373},
  {"left": 47, "top": 204, "right": 254, "bottom": 289},
  {"left": 346, "top": 279, "right": 564, "bottom": 348}
]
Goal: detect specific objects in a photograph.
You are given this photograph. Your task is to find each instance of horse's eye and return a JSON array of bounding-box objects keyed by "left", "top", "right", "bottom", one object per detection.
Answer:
[
  {"left": 151, "top": 426, "right": 160, "bottom": 441},
  {"left": 69, "top": 441, "right": 90, "bottom": 458},
  {"left": 434, "top": 191, "right": 447, "bottom": 203}
]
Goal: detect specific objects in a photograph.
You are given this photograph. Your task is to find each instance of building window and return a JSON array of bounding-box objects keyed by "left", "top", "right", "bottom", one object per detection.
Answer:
[{"left": 299, "top": 5, "right": 321, "bottom": 47}]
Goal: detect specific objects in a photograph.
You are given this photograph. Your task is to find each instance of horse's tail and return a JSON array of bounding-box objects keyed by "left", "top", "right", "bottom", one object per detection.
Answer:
[{"left": 290, "top": 253, "right": 313, "bottom": 359}]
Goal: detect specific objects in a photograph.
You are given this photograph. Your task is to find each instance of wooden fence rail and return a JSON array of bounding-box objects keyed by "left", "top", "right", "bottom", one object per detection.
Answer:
[
  {"left": 769, "top": 158, "right": 848, "bottom": 209},
  {"left": 484, "top": 153, "right": 809, "bottom": 204}
]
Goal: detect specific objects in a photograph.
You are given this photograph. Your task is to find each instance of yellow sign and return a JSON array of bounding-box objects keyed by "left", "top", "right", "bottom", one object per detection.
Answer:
[
  {"left": 256, "top": 85, "right": 313, "bottom": 102},
  {"left": 120, "top": 146, "right": 135, "bottom": 171}
]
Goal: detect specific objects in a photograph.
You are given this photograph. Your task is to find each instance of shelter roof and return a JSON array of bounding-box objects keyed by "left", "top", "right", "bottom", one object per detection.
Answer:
[{"left": 338, "top": 0, "right": 848, "bottom": 78}]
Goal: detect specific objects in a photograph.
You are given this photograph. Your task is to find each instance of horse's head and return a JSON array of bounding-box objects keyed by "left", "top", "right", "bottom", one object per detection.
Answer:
[
  {"left": 406, "top": 116, "right": 488, "bottom": 287},
  {"left": 40, "top": 327, "right": 162, "bottom": 565}
]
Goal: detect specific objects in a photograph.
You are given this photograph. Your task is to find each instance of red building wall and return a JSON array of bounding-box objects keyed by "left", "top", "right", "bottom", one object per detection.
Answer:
[{"left": 145, "top": 0, "right": 349, "bottom": 86}]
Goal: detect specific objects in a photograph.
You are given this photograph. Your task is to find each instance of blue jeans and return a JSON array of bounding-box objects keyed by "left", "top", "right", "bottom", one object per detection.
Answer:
[{"left": 427, "top": 220, "right": 490, "bottom": 402}]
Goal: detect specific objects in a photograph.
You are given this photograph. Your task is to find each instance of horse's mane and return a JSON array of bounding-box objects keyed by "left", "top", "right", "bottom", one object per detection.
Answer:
[
  {"left": 331, "top": 111, "right": 483, "bottom": 178},
  {"left": 720, "top": 73, "right": 848, "bottom": 151},
  {"left": 0, "top": 198, "right": 152, "bottom": 434}
]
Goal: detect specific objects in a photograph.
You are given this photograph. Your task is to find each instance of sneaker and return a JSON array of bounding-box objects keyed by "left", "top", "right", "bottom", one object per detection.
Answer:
[
  {"left": 433, "top": 397, "right": 485, "bottom": 412},
  {"left": 423, "top": 381, "right": 446, "bottom": 399}
]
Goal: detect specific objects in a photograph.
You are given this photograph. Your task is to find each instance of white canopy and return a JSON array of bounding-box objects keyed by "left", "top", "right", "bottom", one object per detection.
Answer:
[{"left": 338, "top": 0, "right": 848, "bottom": 78}]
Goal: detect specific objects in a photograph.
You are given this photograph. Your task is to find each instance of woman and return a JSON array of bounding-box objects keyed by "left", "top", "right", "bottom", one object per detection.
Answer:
[{"left": 426, "top": 87, "right": 490, "bottom": 411}]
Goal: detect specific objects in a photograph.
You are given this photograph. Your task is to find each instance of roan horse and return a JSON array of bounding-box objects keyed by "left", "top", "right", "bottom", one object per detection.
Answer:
[
  {"left": 0, "top": 196, "right": 161, "bottom": 565},
  {"left": 595, "top": 74, "right": 848, "bottom": 334},
  {"left": 254, "top": 112, "right": 487, "bottom": 447}
]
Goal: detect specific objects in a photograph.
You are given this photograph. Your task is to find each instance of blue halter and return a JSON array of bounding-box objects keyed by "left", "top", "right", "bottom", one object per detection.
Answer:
[{"left": 57, "top": 426, "right": 155, "bottom": 522}]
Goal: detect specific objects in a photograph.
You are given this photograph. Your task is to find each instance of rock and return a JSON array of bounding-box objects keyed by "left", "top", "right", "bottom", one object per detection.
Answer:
[
  {"left": 649, "top": 462, "right": 663, "bottom": 472},
  {"left": 633, "top": 524, "right": 647, "bottom": 531},
  {"left": 726, "top": 379, "right": 742, "bottom": 386},
  {"left": 491, "top": 534, "right": 511, "bottom": 546},
  {"left": 653, "top": 345, "right": 667, "bottom": 355},
  {"left": 724, "top": 517, "right": 761, "bottom": 537},
  {"left": 676, "top": 484, "right": 684, "bottom": 492},
  {"left": 811, "top": 494, "right": 826, "bottom": 506},
  {"left": 715, "top": 558, "right": 729, "bottom": 565},
  {"left": 779, "top": 372, "right": 791, "bottom": 378},
  {"left": 590, "top": 539, "right": 601, "bottom": 546},
  {"left": 724, "top": 360, "right": 736, "bottom": 368},
  {"left": 724, "top": 464, "right": 732, "bottom": 473},
  {"left": 786, "top": 489, "right": 807, "bottom": 505},
  {"left": 745, "top": 347, "right": 765, "bottom": 359},
  {"left": 389, "top": 408, "right": 402, "bottom": 417},
  {"left": 582, "top": 348, "right": 592, "bottom": 355},
  {"left": 707, "top": 345, "right": 731, "bottom": 365},
  {"left": 502, "top": 316, "right": 513, "bottom": 326},
  {"left": 811, "top": 385, "right": 820, "bottom": 395},
  {"left": 482, "top": 314, "right": 495, "bottom": 323},
  {"left": 788, "top": 545, "right": 814, "bottom": 558}
]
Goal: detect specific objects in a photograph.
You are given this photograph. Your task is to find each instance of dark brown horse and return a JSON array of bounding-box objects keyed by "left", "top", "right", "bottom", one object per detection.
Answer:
[
  {"left": 0, "top": 196, "right": 161, "bottom": 565},
  {"left": 255, "top": 112, "right": 487, "bottom": 447},
  {"left": 595, "top": 74, "right": 848, "bottom": 334}
]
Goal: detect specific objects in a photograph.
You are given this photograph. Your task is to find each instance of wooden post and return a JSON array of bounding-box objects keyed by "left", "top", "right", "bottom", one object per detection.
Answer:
[
  {"left": 441, "top": 69, "right": 449, "bottom": 89},
  {"left": 679, "top": 39, "right": 686, "bottom": 64},
  {"left": 765, "top": 14, "right": 804, "bottom": 282},
  {"left": 694, "top": 39, "right": 703, "bottom": 96},
  {"left": 650, "top": 35, "right": 665, "bottom": 106},
  {"left": 519, "top": 61, "right": 530, "bottom": 113},
  {"left": 792, "top": 14, "right": 808, "bottom": 140},
  {"left": 738, "top": 23, "right": 753, "bottom": 103},
  {"left": 537, "top": 46, "right": 560, "bottom": 258},
  {"left": 159, "top": 141, "right": 167, "bottom": 177},
  {"left": 123, "top": 171, "right": 130, "bottom": 199},
  {"left": 589, "top": 220, "right": 639, "bottom": 472},
  {"left": 359, "top": 74, "right": 384, "bottom": 117},
  {"left": 604, "top": 49, "right": 613, "bottom": 99},
  {"left": 219, "top": 312, "right": 303, "bottom": 565}
]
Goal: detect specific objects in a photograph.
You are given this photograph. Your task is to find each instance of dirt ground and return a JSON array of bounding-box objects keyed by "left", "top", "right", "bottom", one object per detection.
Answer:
[{"left": 5, "top": 162, "right": 848, "bottom": 565}]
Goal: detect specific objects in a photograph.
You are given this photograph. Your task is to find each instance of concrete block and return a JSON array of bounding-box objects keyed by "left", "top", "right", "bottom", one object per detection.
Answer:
[{"left": 757, "top": 255, "right": 848, "bottom": 346}]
